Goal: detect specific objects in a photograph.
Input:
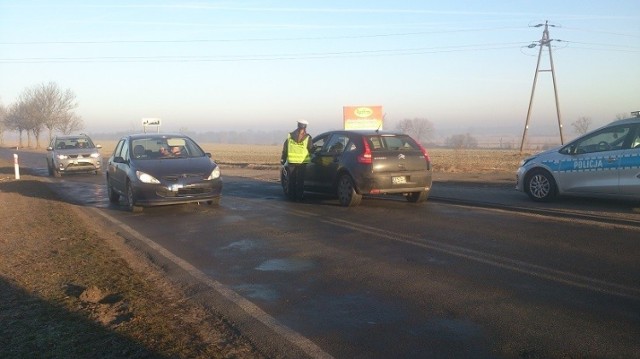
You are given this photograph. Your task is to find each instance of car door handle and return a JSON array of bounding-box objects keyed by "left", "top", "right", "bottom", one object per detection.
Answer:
[{"left": 606, "top": 156, "right": 617, "bottom": 163}]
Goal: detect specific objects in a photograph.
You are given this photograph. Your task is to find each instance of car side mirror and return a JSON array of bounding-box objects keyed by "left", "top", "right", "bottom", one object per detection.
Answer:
[
  {"left": 205, "top": 153, "right": 212, "bottom": 158},
  {"left": 96, "top": 144, "right": 102, "bottom": 149},
  {"left": 113, "top": 156, "right": 126, "bottom": 164},
  {"left": 46, "top": 147, "right": 53, "bottom": 151}
]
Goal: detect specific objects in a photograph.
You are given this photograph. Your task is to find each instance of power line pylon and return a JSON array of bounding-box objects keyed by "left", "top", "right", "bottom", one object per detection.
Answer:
[{"left": 520, "top": 20, "right": 565, "bottom": 153}]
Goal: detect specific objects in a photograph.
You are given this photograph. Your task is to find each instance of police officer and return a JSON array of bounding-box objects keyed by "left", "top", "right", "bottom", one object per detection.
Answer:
[{"left": 281, "top": 119, "right": 313, "bottom": 201}]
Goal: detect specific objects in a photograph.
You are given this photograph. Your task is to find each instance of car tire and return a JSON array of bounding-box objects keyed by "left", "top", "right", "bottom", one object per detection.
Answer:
[
  {"left": 525, "top": 169, "right": 557, "bottom": 202},
  {"left": 126, "top": 180, "right": 143, "bottom": 212},
  {"left": 406, "top": 191, "right": 428, "bottom": 203},
  {"left": 206, "top": 197, "right": 220, "bottom": 206},
  {"left": 106, "top": 177, "right": 120, "bottom": 203},
  {"left": 280, "top": 166, "right": 296, "bottom": 201},
  {"left": 53, "top": 168, "right": 62, "bottom": 178},
  {"left": 337, "top": 174, "right": 362, "bottom": 207}
]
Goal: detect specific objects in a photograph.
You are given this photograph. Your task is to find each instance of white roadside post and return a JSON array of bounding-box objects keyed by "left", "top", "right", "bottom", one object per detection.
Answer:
[{"left": 14, "top": 153, "right": 20, "bottom": 180}]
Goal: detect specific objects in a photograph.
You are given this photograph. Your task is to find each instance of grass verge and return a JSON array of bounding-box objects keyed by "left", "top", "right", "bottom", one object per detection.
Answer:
[{"left": 0, "top": 160, "right": 264, "bottom": 358}]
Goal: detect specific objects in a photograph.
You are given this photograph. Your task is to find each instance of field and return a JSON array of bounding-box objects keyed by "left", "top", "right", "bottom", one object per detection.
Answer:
[{"left": 95, "top": 141, "right": 528, "bottom": 174}]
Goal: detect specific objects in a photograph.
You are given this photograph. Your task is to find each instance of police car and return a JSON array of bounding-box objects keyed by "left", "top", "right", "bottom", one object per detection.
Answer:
[{"left": 516, "top": 116, "right": 640, "bottom": 202}]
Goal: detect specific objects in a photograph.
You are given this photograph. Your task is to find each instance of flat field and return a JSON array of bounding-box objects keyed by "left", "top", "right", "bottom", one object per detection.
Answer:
[{"left": 96, "top": 141, "right": 527, "bottom": 174}]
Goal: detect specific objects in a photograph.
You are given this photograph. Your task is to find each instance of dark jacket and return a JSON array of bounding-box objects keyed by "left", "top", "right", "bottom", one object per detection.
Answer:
[{"left": 281, "top": 129, "right": 313, "bottom": 164}]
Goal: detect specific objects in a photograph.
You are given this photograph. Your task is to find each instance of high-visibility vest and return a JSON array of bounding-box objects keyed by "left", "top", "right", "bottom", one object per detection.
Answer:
[{"left": 287, "top": 134, "right": 310, "bottom": 164}]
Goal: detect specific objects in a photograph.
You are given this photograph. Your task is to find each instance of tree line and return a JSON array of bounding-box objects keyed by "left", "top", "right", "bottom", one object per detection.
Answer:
[
  {"left": 0, "top": 82, "right": 83, "bottom": 148},
  {"left": 4, "top": 82, "right": 628, "bottom": 149}
]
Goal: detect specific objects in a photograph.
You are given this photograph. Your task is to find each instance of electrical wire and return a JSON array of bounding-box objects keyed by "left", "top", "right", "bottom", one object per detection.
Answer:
[{"left": 0, "top": 42, "right": 527, "bottom": 63}]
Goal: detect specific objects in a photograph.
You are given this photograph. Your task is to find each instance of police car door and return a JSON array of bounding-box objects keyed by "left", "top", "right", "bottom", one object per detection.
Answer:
[
  {"left": 556, "top": 124, "right": 631, "bottom": 194},
  {"left": 619, "top": 125, "right": 640, "bottom": 196}
]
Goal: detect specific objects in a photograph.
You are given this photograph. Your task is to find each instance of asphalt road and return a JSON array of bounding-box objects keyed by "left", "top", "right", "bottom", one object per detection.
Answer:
[{"left": 5, "top": 148, "right": 640, "bottom": 358}]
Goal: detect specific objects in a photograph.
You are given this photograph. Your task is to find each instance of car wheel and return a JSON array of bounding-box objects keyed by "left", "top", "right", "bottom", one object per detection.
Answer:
[
  {"left": 280, "top": 166, "right": 296, "bottom": 201},
  {"left": 406, "top": 191, "right": 428, "bottom": 203},
  {"left": 126, "top": 180, "right": 143, "bottom": 212},
  {"left": 206, "top": 197, "right": 220, "bottom": 206},
  {"left": 525, "top": 169, "right": 557, "bottom": 202},
  {"left": 53, "top": 168, "right": 62, "bottom": 178},
  {"left": 337, "top": 174, "right": 362, "bottom": 207},
  {"left": 106, "top": 177, "right": 120, "bottom": 203}
]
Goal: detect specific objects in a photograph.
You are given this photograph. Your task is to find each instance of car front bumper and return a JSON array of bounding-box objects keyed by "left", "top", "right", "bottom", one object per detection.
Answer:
[
  {"left": 56, "top": 158, "right": 101, "bottom": 173},
  {"left": 132, "top": 178, "right": 223, "bottom": 207}
]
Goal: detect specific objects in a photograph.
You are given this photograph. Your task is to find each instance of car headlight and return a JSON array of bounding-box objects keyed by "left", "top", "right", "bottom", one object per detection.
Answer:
[
  {"left": 56, "top": 154, "right": 68, "bottom": 160},
  {"left": 90, "top": 152, "right": 100, "bottom": 158},
  {"left": 136, "top": 170, "right": 160, "bottom": 184},
  {"left": 207, "top": 166, "right": 221, "bottom": 180}
]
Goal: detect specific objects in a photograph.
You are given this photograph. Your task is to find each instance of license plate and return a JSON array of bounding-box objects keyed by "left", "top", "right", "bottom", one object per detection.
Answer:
[{"left": 392, "top": 176, "right": 406, "bottom": 184}]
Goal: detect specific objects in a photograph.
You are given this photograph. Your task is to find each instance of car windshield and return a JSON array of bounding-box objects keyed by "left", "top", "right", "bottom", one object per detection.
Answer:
[
  {"left": 130, "top": 137, "right": 206, "bottom": 159},
  {"left": 56, "top": 137, "right": 95, "bottom": 150},
  {"left": 366, "top": 135, "right": 420, "bottom": 151}
]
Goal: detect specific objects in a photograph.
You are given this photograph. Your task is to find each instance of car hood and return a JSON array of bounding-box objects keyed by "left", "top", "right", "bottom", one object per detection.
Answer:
[
  {"left": 133, "top": 157, "right": 217, "bottom": 176},
  {"left": 525, "top": 146, "right": 561, "bottom": 160}
]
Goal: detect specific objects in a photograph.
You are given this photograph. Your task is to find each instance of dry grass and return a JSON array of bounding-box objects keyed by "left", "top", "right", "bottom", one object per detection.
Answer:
[
  {"left": 0, "top": 161, "right": 264, "bottom": 358},
  {"left": 33, "top": 140, "right": 529, "bottom": 174}
]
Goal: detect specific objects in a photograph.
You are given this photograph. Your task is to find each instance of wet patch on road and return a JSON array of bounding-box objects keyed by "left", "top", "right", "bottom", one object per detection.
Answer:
[
  {"left": 255, "top": 258, "right": 314, "bottom": 272},
  {"left": 219, "top": 239, "right": 260, "bottom": 252}
]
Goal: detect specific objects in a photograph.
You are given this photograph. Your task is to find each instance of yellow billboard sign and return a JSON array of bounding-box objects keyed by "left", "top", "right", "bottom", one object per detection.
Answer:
[{"left": 343, "top": 106, "right": 383, "bottom": 130}]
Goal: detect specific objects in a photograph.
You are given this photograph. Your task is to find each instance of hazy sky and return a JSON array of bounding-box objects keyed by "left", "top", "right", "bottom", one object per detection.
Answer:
[{"left": 1, "top": 1, "right": 639, "bottom": 138}]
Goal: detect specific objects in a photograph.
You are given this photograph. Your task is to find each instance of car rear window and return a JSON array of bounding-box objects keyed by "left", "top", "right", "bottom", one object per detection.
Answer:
[{"left": 366, "top": 135, "right": 420, "bottom": 151}]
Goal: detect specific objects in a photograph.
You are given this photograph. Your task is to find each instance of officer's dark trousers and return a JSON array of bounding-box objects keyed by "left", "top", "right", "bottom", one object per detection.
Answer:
[{"left": 289, "top": 164, "right": 306, "bottom": 201}]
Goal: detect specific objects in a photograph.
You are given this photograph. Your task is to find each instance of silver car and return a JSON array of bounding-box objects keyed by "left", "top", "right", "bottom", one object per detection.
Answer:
[
  {"left": 46, "top": 134, "right": 102, "bottom": 177},
  {"left": 516, "top": 116, "right": 640, "bottom": 202}
]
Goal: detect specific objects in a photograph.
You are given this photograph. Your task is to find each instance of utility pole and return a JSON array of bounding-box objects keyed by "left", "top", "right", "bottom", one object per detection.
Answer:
[{"left": 520, "top": 20, "right": 565, "bottom": 153}]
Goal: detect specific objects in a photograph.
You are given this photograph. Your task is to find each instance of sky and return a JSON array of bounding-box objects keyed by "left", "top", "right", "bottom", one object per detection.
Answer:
[{"left": 1, "top": 1, "right": 639, "bottom": 142}]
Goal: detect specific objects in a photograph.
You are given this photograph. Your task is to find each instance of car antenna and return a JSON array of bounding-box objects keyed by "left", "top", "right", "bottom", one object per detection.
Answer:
[{"left": 375, "top": 123, "right": 381, "bottom": 133}]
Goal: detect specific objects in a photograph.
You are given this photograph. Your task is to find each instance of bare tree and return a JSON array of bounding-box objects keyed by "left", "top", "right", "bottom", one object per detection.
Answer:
[
  {"left": 15, "top": 87, "right": 43, "bottom": 148},
  {"left": 615, "top": 112, "right": 630, "bottom": 121},
  {"left": 571, "top": 116, "right": 592, "bottom": 135},
  {"left": 395, "top": 119, "right": 413, "bottom": 134},
  {"left": 445, "top": 133, "right": 478, "bottom": 149},
  {"left": 27, "top": 82, "right": 80, "bottom": 141},
  {"left": 6, "top": 101, "right": 30, "bottom": 148},
  {"left": 58, "top": 113, "right": 84, "bottom": 135},
  {"left": 394, "top": 118, "right": 435, "bottom": 143},
  {"left": 0, "top": 101, "right": 6, "bottom": 145}
]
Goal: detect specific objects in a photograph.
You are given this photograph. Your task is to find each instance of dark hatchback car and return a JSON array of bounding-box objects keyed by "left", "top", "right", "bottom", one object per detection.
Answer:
[
  {"left": 282, "top": 130, "right": 432, "bottom": 206},
  {"left": 106, "top": 133, "right": 222, "bottom": 212}
]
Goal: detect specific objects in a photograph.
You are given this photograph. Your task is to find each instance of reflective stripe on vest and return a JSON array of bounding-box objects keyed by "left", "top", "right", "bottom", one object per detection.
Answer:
[{"left": 287, "top": 134, "right": 310, "bottom": 164}]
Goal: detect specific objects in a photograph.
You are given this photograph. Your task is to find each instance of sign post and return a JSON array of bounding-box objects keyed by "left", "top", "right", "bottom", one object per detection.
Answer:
[
  {"left": 142, "top": 118, "right": 162, "bottom": 133},
  {"left": 13, "top": 154, "right": 20, "bottom": 180}
]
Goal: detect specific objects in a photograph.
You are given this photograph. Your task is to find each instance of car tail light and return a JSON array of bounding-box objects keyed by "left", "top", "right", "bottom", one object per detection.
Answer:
[
  {"left": 357, "top": 138, "right": 372, "bottom": 164},
  {"left": 418, "top": 143, "right": 430, "bottom": 161},
  {"left": 418, "top": 144, "right": 431, "bottom": 167}
]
